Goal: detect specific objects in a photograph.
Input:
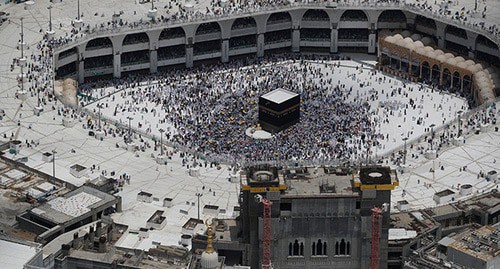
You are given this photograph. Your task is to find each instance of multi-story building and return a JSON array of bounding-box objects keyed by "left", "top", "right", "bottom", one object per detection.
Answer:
[{"left": 236, "top": 165, "right": 398, "bottom": 269}]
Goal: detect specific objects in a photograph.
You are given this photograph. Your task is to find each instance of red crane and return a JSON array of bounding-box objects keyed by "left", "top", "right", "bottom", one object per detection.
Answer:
[
  {"left": 255, "top": 194, "right": 273, "bottom": 269},
  {"left": 370, "top": 206, "right": 382, "bottom": 269}
]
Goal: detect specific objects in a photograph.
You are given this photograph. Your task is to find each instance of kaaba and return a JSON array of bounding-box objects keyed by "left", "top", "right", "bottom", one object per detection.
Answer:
[{"left": 258, "top": 88, "right": 300, "bottom": 133}]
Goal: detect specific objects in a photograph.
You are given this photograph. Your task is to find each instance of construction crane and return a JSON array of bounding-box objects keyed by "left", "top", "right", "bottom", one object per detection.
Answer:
[
  {"left": 370, "top": 203, "right": 389, "bottom": 269},
  {"left": 255, "top": 194, "right": 273, "bottom": 269}
]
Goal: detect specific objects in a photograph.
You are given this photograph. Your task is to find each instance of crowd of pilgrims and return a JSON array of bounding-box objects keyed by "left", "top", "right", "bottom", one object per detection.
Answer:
[{"left": 78, "top": 54, "right": 383, "bottom": 164}]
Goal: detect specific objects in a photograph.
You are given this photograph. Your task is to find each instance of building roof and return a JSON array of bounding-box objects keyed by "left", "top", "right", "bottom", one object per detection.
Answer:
[
  {"left": 260, "top": 88, "right": 298, "bottom": 104},
  {"left": 447, "top": 225, "right": 500, "bottom": 262}
]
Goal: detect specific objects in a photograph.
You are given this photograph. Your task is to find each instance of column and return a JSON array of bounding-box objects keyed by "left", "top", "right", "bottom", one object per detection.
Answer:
[
  {"left": 113, "top": 53, "right": 121, "bottom": 78},
  {"left": 292, "top": 27, "right": 300, "bottom": 53},
  {"left": 368, "top": 30, "right": 376, "bottom": 54},
  {"left": 257, "top": 33, "right": 264, "bottom": 58},
  {"left": 436, "top": 23, "right": 446, "bottom": 48},
  {"left": 221, "top": 39, "right": 229, "bottom": 63},
  {"left": 78, "top": 59, "right": 85, "bottom": 84},
  {"left": 330, "top": 28, "right": 338, "bottom": 53},
  {"left": 150, "top": 49, "right": 158, "bottom": 74},
  {"left": 186, "top": 45, "right": 193, "bottom": 68}
]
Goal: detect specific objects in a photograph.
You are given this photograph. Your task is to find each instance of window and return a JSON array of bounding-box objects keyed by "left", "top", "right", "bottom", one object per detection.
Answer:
[
  {"left": 289, "top": 240, "right": 304, "bottom": 257},
  {"left": 312, "top": 239, "right": 327, "bottom": 256},
  {"left": 335, "top": 239, "right": 351, "bottom": 256}
]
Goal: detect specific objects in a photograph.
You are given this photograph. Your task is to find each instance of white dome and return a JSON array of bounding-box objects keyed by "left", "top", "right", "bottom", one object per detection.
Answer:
[
  {"left": 393, "top": 34, "right": 404, "bottom": 40},
  {"left": 444, "top": 53, "right": 455, "bottom": 59},
  {"left": 201, "top": 251, "right": 219, "bottom": 269},
  {"left": 446, "top": 58, "right": 458, "bottom": 66},
  {"left": 468, "top": 64, "right": 482, "bottom": 73},
  {"left": 464, "top": 60, "right": 475, "bottom": 66},
  {"left": 414, "top": 41, "right": 424, "bottom": 49},
  {"left": 457, "top": 62, "right": 469, "bottom": 69},
  {"left": 424, "top": 46, "right": 434, "bottom": 52},
  {"left": 434, "top": 49, "right": 444, "bottom": 55},
  {"left": 437, "top": 54, "right": 449, "bottom": 62},
  {"left": 454, "top": 56, "right": 465, "bottom": 62},
  {"left": 404, "top": 37, "right": 413, "bottom": 43},
  {"left": 384, "top": 36, "right": 396, "bottom": 43}
]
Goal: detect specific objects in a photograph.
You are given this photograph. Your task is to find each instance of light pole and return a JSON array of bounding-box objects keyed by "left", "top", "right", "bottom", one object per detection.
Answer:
[
  {"left": 429, "top": 123, "right": 436, "bottom": 150},
  {"left": 159, "top": 128, "right": 164, "bottom": 156},
  {"left": 77, "top": 0, "right": 80, "bottom": 21},
  {"left": 97, "top": 103, "right": 102, "bottom": 131},
  {"left": 196, "top": 192, "right": 203, "bottom": 221},
  {"left": 52, "top": 149, "right": 57, "bottom": 178},
  {"left": 457, "top": 110, "right": 463, "bottom": 137},
  {"left": 127, "top": 116, "right": 133, "bottom": 143},
  {"left": 48, "top": 5, "right": 53, "bottom": 32},
  {"left": 402, "top": 137, "right": 408, "bottom": 165}
]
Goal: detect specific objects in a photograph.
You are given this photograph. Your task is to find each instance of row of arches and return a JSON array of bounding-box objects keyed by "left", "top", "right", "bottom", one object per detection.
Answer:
[
  {"left": 64, "top": 9, "right": 401, "bottom": 53},
  {"left": 288, "top": 239, "right": 351, "bottom": 257}
]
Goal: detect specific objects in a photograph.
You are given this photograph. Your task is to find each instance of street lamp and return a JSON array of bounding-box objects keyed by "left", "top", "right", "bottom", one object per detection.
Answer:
[
  {"left": 126, "top": 116, "right": 133, "bottom": 143},
  {"left": 77, "top": 0, "right": 80, "bottom": 21},
  {"left": 159, "top": 128, "right": 165, "bottom": 156},
  {"left": 97, "top": 103, "right": 102, "bottom": 131},
  {"left": 196, "top": 193, "right": 203, "bottom": 221},
  {"left": 402, "top": 137, "right": 408, "bottom": 165},
  {"left": 52, "top": 149, "right": 57, "bottom": 178},
  {"left": 457, "top": 110, "right": 463, "bottom": 137},
  {"left": 429, "top": 123, "right": 436, "bottom": 150},
  {"left": 48, "top": 5, "right": 53, "bottom": 32}
]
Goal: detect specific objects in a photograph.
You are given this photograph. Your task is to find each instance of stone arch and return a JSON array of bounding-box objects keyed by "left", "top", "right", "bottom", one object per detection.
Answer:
[
  {"left": 411, "top": 58, "right": 420, "bottom": 77},
  {"left": 195, "top": 21, "right": 221, "bottom": 35},
  {"left": 431, "top": 64, "right": 440, "bottom": 84},
  {"left": 159, "top": 27, "right": 185, "bottom": 40},
  {"left": 302, "top": 9, "right": 330, "bottom": 21},
  {"left": 452, "top": 71, "right": 461, "bottom": 91},
  {"left": 377, "top": 10, "right": 406, "bottom": 23},
  {"left": 123, "top": 32, "right": 149, "bottom": 46},
  {"left": 476, "top": 34, "right": 499, "bottom": 50},
  {"left": 340, "top": 10, "right": 368, "bottom": 21},
  {"left": 442, "top": 68, "right": 452, "bottom": 89},
  {"left": 422, "top": 61, "right": 431, "bottom": 81},
  {"left": 415, "top": 15, "right": 436, "bottom": 30},
  {"left": 85, "top": 37, "right": 112, "bottom": 50},
  {"left": 231, "top": 16, "right": 257, "bottom": 30},
  {"left": 444, "top": 25, "right": 467, "bottom": 39},
  {"left": 266, "top": 11, "right": 292, "bottom": 26}
]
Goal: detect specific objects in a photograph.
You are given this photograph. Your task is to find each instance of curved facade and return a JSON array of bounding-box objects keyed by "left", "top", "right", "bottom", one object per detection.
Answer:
[{"left": 53, "top": 6, "right": 500, "bottom": 86}]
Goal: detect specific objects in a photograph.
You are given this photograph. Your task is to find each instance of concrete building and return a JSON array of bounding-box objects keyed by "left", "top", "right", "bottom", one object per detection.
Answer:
[
  {"left": 52, "top": 6, "right": 500, "bottom": 91},
  {"left": 438, "top": 225, "right": 500, "bottom": 269},
  {"left": 234, "top": 165, "right": 398, "bottom": 269},
  {"left": 17, "top": 185, "right": 120, "bottom": 243}
]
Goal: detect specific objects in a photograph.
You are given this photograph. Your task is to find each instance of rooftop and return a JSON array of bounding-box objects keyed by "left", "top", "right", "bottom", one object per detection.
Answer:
[
  {"left": 448, "top": 225, "right": 500, "bottom": 262},
  {"left": 260, "top": 88, "right": 299, "bottom": 104}
]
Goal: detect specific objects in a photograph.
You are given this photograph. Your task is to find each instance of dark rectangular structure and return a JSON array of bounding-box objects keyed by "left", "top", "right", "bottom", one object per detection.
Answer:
[{"left": 258, "top": 88, "right": 300, "bottom": 133}]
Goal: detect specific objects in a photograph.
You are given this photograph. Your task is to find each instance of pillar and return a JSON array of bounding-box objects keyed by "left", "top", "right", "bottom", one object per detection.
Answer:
[
  {"left": 368, "top": 30, "right": 376, "bottom": 54},
  {"left": 330, "top": 28, "right": 338, "bottom": 53},
  {"left": 292, "top": 27, "right": 300, "bottom": 53},
  {"left": 113, "top": 53, "right": 121, "bottom": 78},
  {"left": 78, "top": 59, "right": 85, "bottom": 84},
  {"left": 221, "top": 39, "right": 229, "bottom": 63},
  {"left": 186, "top": 45, "right": 193, "bottom": 68},
  {"left": 436, "top": 23, "right": 446, "bottom": 48},
  {"left": 150, "top": 49, "right": 157, "bottom": 73},
  {"left": 257, "top": 33, "right": 264, "bottom": 58}
]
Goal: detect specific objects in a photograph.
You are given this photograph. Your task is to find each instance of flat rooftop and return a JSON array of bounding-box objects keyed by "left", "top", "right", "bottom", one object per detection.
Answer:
[
  {"left": 448, "top": 225, "right": 500, "bottom": 262},
  {"left": 30, "top": 186, "right": 115, "bottom": 224},
  {"left": 283, "top": 168, "right": 356, "bottom": 197},
  {"left": 261, "top": 88, "right": 298, "bottom": 104}
]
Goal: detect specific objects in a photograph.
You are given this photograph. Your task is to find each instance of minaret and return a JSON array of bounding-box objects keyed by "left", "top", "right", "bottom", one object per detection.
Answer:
[{"left": 200, "top": 219, "right": 218, "bottom": 269}]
